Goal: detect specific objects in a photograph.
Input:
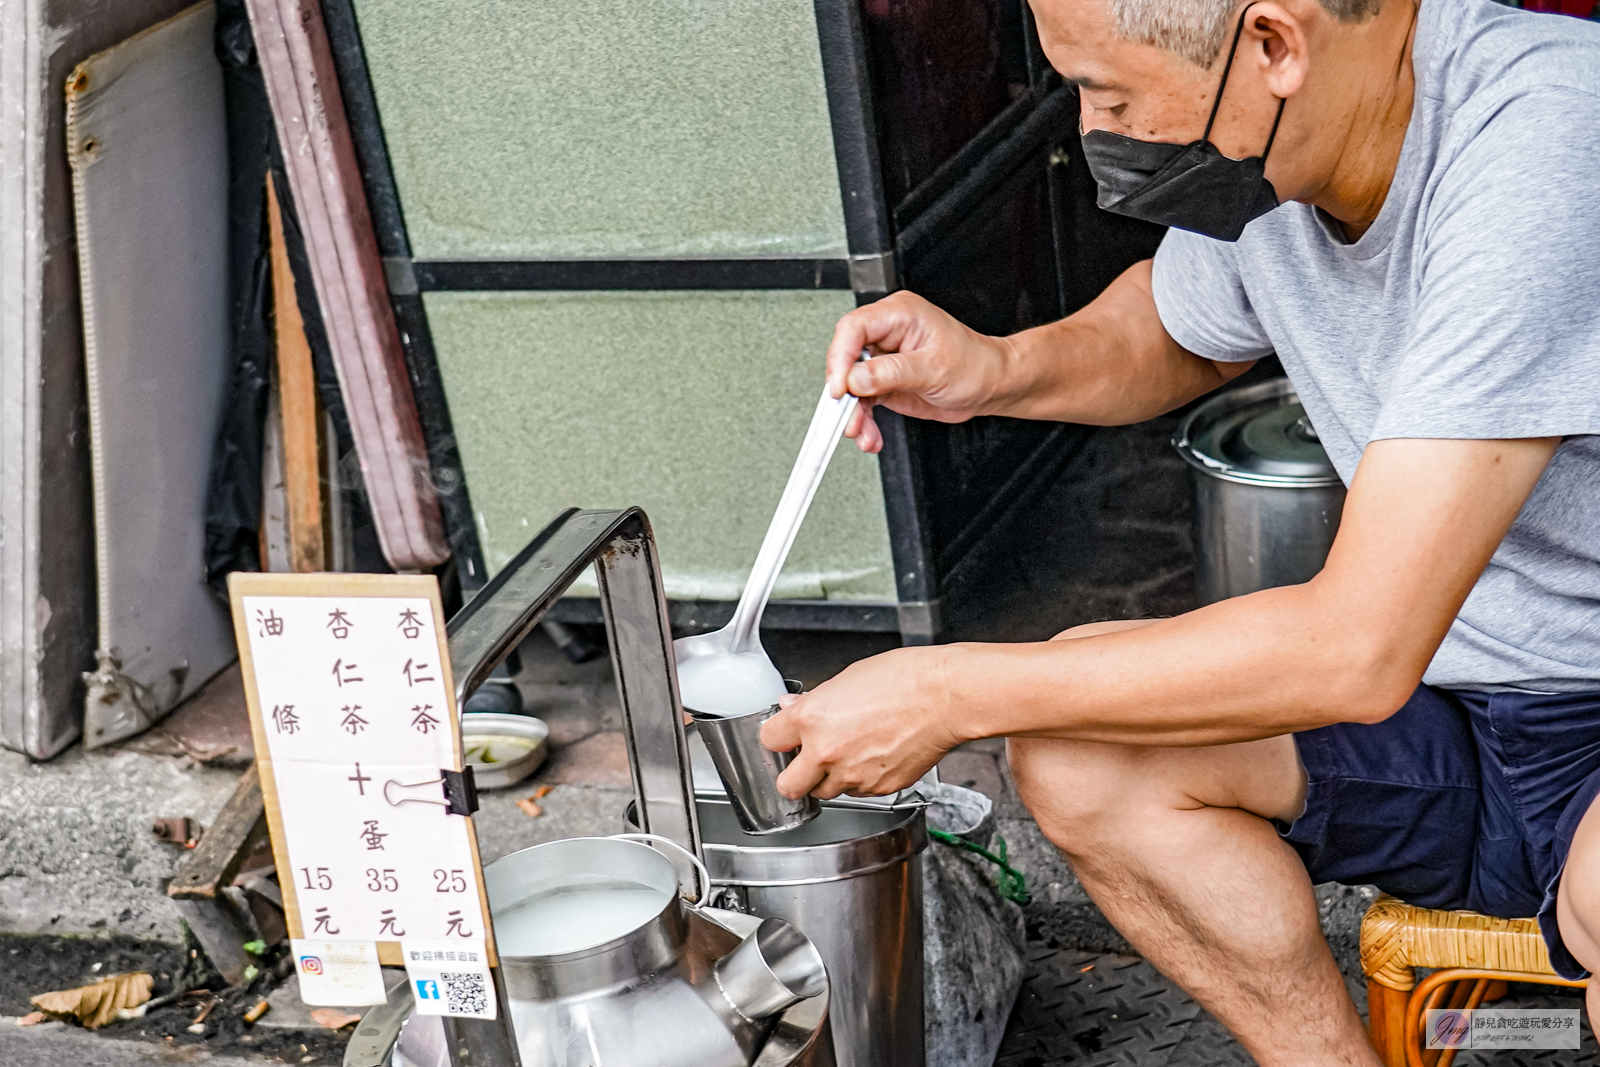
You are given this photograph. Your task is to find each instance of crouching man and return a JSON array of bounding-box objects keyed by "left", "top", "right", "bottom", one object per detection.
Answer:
[{"left": 762, "top": 1, "right": 1600, "bottom": 1063}]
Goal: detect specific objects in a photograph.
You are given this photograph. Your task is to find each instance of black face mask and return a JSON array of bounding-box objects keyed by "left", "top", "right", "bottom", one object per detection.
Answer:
[{"left": 1080, "top": 7, "right": 1287, "bottom": 242}]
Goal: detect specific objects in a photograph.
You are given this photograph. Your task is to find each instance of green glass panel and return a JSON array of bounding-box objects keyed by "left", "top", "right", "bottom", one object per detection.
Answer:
[
  {"left": 351, "top": 0, "right": 849, "bottom": 259},
  {"left": 426, "top": 291, "right": 895, "bottom": 602}
]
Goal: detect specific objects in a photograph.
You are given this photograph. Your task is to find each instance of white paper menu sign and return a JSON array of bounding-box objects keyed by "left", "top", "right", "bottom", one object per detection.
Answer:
[{"left": 228, "top": 573, "right": 497, "bottom": 999}]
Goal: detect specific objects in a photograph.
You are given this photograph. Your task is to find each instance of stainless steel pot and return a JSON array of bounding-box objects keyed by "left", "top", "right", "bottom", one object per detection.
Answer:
[
  {"left": 1175, "top": 378, "right": 1346, "bottom": 604},
  {"left": 634, "top": 797, "right": 927, "bottom": 1067}
]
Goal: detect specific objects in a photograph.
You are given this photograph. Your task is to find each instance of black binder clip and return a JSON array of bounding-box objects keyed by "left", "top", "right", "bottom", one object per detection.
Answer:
[{"left": 441, "top": 766, "right": 479, "bottom": 816}]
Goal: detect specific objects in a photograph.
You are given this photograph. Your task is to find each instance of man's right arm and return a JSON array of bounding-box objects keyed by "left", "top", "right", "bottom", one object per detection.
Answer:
[{"left": 825, "top": 259, "right": 1253, "bottom": 452}]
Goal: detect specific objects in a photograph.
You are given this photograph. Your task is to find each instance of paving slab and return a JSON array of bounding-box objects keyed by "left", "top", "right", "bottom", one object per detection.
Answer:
[
  {"left": 0, "top": 746, "right": 240, "bottom": 940},
  {"left": 119, "top": 664, "right": 255, "bottom": 769},
  {"left": 0, "top": 1018, "right": 279, "bottom": 1067},
  {"left": 469, "top": 781, "right": 634, "bottom": 866}
]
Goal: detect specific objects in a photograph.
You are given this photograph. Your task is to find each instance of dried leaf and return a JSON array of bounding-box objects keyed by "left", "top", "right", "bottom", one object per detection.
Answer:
[
  {"left": 30, "top": 972, "right": 153, "bottom": 1029},
  {"left": 516, "top": 797, "right": 543, "bottom": 818},
  {"left": 309, "top": 1008, "right": 362, "bottom": 1030},
  {"left": 15, "top": 1012, "right": 46, "bottom": 1027}
]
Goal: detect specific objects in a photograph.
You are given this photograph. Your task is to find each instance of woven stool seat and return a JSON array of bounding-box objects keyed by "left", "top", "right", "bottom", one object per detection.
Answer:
[
  {"left": 1360, "top": 894, "right": 1559, "bottom": 989},
  {"left": 1358, "top": 894, "right": 1585, "bottom": 1067}
]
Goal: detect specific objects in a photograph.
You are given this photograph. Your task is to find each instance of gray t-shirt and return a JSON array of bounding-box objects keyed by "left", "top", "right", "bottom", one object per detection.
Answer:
[{"left": 1152, "top": 0, "right": 1600, "bottom": 693}]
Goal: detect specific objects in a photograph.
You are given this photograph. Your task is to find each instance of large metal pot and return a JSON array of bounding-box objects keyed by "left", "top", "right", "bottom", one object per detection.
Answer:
[{"left": 1175, "top": 378, "right": 1346, "bottom": 604}]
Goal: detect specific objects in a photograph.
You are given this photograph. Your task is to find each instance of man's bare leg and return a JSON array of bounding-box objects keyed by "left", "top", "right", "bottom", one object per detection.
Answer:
[
  {"left": 1550, "top": 798, "right": 1600, "bottom": 1023},
  {"left": 1006, "top": 621, "right": 1379, "bottom": 1067}
]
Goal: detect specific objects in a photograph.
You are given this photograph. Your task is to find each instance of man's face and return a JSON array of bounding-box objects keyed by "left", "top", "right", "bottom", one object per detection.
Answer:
[{"left": 1030, "top": 0, "right": 1281, "bottom": 163}]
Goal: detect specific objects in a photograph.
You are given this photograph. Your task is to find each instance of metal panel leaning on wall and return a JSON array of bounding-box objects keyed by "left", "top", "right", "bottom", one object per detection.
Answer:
[
  {"left": 0, "top": 0, "right": 196, "bottom": 759},
  {"left": 67, "top": 2, "right": 239, "bottom": 748}
]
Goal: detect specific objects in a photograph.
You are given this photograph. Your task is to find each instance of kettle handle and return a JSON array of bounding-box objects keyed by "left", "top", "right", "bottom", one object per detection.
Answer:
[{"left": 610, "top": 833, "right": 711, "bottom": 905}]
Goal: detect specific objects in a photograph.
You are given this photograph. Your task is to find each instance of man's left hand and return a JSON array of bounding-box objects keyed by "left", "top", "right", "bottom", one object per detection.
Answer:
[{"left": 761, "top": 646, "right": 967, "bottom": 800}]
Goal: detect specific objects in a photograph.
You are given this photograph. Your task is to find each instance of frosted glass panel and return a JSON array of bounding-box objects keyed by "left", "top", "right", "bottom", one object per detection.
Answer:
[
  {"left": 352, "top": 0, "right": 849, "bottom": 259},
  {"left": 425, "top": 291, "right": 895, "bottom": 601}
]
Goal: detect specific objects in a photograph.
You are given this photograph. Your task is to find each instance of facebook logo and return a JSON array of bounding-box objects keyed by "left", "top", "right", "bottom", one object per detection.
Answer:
[{"left": 416, "top": 979, "right": 440, "bottom": 1001}]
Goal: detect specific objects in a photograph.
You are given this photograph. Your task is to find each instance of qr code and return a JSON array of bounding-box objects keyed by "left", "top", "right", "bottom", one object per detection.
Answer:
[{"left": 440, "top": 971, "right": 488, "bottom": 1016}]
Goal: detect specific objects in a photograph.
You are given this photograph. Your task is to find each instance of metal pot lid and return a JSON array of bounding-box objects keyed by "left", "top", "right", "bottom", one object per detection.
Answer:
[{"left": 1175, "top": 378, "right": 1342, "bottom": 487}]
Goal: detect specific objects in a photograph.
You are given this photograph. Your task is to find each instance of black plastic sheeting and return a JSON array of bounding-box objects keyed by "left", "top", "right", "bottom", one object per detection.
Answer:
[{"left": 203, "top": 0, "right": 389, "bottom": 595}]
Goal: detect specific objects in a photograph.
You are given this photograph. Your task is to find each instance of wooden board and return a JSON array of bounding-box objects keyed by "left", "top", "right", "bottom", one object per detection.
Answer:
[
  {"left": 227, "top": 571, "right": 494, "bottom": 968},
  {"left": 243, "top": 0, "right": 447, "bottom": 572},
  {"left": 265, "top": 173, "right": 328, "bottom": 574}
]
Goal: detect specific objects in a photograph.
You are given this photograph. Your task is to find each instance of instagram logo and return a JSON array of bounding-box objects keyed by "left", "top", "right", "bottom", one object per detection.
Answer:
[{"left": 300, "top": 955, "right": 324, "bottom": 976}]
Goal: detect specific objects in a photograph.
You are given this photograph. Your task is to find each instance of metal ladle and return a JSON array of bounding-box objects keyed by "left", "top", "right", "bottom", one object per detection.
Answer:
[{"left": 673, "top": 365, "right": 864, "bottom": 716}]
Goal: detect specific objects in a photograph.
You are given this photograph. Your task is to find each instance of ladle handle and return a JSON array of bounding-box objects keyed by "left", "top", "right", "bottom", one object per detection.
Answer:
[
  {"left": 726, "top": 355, "right": 869, "bottom": 652},
  {"left": 611, "top": 833, "right": 712, "bottom": 905}
]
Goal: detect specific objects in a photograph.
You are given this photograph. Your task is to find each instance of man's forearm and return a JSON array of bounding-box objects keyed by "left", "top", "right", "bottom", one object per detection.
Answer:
[
  {"left": 940, "top": 581, "right": 1402, "bottom": 749},
  {"left": 992, "top": 260, "right": 1252, "bottom": 425}
]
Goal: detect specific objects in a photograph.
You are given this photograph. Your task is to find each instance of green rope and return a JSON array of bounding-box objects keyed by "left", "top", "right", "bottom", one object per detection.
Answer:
[{"left": 928, "top": 828, "right": 1031, "bottom": 905}]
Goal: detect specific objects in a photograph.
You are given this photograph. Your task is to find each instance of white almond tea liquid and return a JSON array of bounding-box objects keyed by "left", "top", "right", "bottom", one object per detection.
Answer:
[
  {"left": 676, "top": 651, "right": 787, "bottom": 718},
  {"left": 492, "top": 880, "right": 670, "bottom": 957}
]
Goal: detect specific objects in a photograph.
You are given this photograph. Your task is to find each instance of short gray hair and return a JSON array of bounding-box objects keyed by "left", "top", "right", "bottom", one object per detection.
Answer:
[{"left": 1108, "top": 0, "right": 1382, "bottom": 67}]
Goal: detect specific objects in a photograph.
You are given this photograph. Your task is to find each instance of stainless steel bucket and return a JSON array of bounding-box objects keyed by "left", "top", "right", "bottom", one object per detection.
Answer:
[
  {"left": 633, "top": 797, "right": 927, "bottom": 1067},
  {"left": 1174, "top": 378, "right": 1346, "bottom": 604}
]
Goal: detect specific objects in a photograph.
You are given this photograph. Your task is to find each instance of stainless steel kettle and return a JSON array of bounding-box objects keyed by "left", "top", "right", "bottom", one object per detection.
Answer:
[{"left": 396, "top": 835, "right": 830, "bottom": 1067}]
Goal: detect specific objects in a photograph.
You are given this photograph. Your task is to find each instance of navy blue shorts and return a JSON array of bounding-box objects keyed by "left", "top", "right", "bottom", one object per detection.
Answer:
[{"left": 1282, "top": 685, "right": 1600, "bottom": 979}]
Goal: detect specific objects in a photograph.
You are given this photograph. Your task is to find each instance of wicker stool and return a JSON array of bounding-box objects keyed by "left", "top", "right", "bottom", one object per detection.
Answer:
[{"left": 1359, "top": 894, "right": 1588, "bottom": 1067}]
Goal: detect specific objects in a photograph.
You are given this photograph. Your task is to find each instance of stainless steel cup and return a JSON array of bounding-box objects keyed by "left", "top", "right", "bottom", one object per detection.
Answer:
[{"left": 689, "top": 700, "right": 820, "bottom": 836}]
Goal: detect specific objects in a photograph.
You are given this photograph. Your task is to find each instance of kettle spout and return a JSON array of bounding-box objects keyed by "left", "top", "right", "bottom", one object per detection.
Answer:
[{"left": 702, "top": 917, "right": 826, "bottom": 1028}]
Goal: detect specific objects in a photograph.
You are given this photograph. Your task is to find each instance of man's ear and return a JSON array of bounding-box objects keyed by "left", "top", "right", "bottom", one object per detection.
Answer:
[{"left": 1246, "top": 3, "right": 1311, "bottom": 99}]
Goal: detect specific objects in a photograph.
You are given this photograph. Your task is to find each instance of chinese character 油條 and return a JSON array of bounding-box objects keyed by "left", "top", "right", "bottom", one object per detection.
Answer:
[
  {"left": 401, "top": 659, "right": 436, "bottom": 687},
  {"left": 398, "top": 608, "right": 423, "bottom": 639},
  {"left": 332, "top": 658, "right": 363, "bottom": 686},
  {"left": 255, "top": 609, "right": 284, "bottom": 637},
  {"left": 271, "top": 704, "right": 299, "bottom": 735},
  {"left": 340, "top": 706, "right": 368, "bottom": 735},
  {"left": 411, "top": 704, "right": 440, "bottom": 734},
  {"left": 327, "top": 608, "right": 353, "bottom": 639},
  {"left": 360, "top": 819, "right": 388, "bottom": 851}
]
